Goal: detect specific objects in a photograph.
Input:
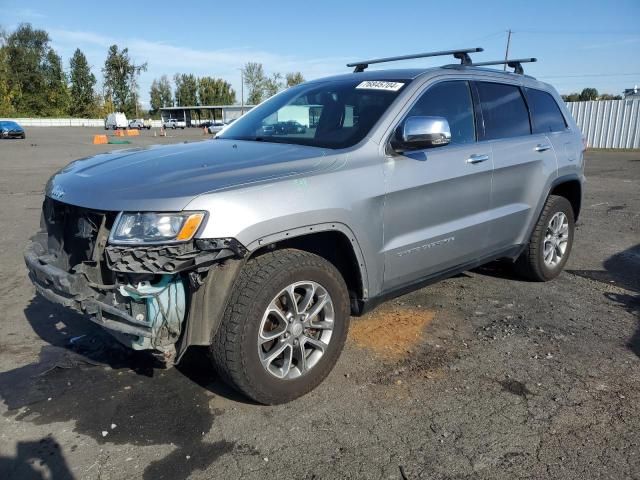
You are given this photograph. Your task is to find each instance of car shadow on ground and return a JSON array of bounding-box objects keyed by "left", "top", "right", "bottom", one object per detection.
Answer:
[
  {"left": 566, "top": 244, "right": 640, "bottom": 357},
  {"left": 0, "top": 296, "right": 256, "bottom": 480},
  {"left": 0, "top": 436, "right": 74, "bottom": 480},
  {"left": 471, "top": 245, "right": 640, "bottom": 357}
]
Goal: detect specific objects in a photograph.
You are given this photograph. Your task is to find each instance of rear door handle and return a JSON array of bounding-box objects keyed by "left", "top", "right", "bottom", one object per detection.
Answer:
[
  {"left": 467, "top": 154, "right": 490, "bottom": 164},
  {"left": 535, "top": 144, "right": 552, "bottom": 152}
]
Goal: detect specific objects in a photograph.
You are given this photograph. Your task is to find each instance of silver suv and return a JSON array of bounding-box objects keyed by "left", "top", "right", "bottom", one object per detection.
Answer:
[{"left": 25, "top": 49, "right": 585, "bottom": 404}]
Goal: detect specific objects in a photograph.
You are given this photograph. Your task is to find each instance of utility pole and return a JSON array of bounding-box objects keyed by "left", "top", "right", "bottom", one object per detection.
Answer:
[
  {"left": 239, "top": 68, "right": 244, "bottom": 115},
  {"left": 504, "top": 29, "right": 512, "bottom": 71}
]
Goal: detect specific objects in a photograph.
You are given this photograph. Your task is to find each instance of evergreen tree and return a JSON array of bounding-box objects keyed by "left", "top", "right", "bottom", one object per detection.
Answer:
[
  {"left": 69, "top": 48, "right": 97, "bottom": 117},
  {"left": 43, "top": 49, "right": 69, "bottom": 116}
]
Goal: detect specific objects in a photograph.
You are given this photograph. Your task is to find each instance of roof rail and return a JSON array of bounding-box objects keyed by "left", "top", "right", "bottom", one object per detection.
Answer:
[
  {"left": 347, "top": 47, "right": 483, "bottom": 73},
  {"left": 452, "top": 57, "right": 538, "bottom": 75}
]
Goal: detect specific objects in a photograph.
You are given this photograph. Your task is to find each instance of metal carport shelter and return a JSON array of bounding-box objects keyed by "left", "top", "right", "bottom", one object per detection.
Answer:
[{"left": 159, "top": 105, "right": 254, "bottom": 127}]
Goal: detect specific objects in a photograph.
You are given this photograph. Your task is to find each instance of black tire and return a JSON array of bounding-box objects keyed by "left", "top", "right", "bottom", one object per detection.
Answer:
[
  {"left": 516, "top": 195, "right": 575, "bottom": 281},
  {"left": 210, "top": 249, "right": 350, "bottom": 404}
]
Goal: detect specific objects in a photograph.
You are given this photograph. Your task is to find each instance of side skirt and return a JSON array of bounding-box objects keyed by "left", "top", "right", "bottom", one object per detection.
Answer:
[{"left": 355, "top": 244, "right": 524, "bottom": 316}]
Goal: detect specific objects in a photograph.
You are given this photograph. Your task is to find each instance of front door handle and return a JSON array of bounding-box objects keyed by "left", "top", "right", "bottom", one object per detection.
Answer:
[
  {"left": 535, "top": 144, "right": 552, "bottom": 152},
  {"left": 467, "top": 154, "right": 490, "bottom": 164}
]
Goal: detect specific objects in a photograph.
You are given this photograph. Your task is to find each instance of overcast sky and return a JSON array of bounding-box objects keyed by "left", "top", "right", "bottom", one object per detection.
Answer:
[{"left": 1, "top": 0, "right": 639, "bottom": 106}]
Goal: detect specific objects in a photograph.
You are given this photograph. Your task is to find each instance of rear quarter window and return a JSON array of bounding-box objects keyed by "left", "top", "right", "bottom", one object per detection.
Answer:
[
  {"left": 525, "top": 88, "right": 567, "bottom": 133},
  {"left": 476, "top": 82, "right": 531, "bottom": 140}
]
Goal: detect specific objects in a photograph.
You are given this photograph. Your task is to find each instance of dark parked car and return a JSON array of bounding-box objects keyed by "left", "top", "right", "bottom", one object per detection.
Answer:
[
  {"left": 0, "top": 121, "right": 25, "bottom": 139},
  {"left": 274, "top": 120, "right": 307, "bottom": 134}
]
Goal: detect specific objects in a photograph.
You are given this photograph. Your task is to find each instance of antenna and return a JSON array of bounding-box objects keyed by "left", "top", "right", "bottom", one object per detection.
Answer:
[{"left": 347, "top": 48, "right": 483, "bottom": 73}]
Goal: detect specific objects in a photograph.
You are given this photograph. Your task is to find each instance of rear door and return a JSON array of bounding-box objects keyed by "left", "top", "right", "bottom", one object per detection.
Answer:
[
  {"left": 382, "top": 80, "right": 493, "bottom": 291},
  {"left": 524, "top": 87, "right": 581, "bottom": 178},
  {"left": 474, "top": 81, "right": 558, "bottom": 251}
]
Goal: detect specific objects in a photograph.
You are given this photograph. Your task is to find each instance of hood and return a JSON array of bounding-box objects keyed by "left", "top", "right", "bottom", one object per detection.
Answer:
[{"left": 46, "top": 139, "right": 336, "bottom": 211}]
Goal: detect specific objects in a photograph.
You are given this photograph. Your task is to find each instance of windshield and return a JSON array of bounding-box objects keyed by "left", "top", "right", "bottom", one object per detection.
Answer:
[
  {"left": 0, "top": 121, "right": 19, "bottom": 129},
  {"left": 218, "top": 78, "right": 409, "bottom": 149}
]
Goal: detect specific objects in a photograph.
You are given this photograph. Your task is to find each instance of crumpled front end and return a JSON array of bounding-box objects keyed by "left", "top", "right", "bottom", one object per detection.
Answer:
[{"left": 24, "top": 197, "right": 245, "bottom": 355}]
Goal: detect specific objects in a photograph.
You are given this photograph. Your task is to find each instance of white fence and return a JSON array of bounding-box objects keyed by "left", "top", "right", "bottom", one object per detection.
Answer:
[
  {"left": 0, "top": 118, "right": 163, "bottom": 128},
  {"left": 566, "top": 99, "right": 640, "bottom": 149}
]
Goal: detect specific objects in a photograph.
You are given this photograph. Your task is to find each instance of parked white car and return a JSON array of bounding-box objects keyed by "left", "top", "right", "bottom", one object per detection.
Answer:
[
  {"left": 129, "top": 119, "right": 151, "bottom": 130},
  {"left": 162, "top": 118, "right": 186, "bottom": 129},
  {"left": 207, "top": 122, "right": 226, "bottom": 134},
  {"left": 104, "top": 112, "right": 128, "bottom": 130}
]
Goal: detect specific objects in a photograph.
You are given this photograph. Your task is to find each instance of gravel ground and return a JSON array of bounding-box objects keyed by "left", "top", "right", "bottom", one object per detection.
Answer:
[{"left": 0, "top": 128, "right": 638, "bottom": 480}]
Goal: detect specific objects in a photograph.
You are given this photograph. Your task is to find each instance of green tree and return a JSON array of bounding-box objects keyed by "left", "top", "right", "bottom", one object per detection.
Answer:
[
  {"left": 599, "top": 93, "right": 622, "bottom": 100},
  {"left": 562, "top": 93, "right": 580, "bottom": 102},
  {"left": 579, "top": 88, "right": 598, "bottom": 101},
  {"left": 5, "top": 23, "right": 51, "bottom": 115},
  {"left": 263, "top": 72, "right": 283, "bottom": 98},
  {"left": 242, "top": 62, "right": 266, "bottom": 105},
  {"left": 173, "top": 73, "right": 198, "bottom": 106},
  {"left": 198, "top": 77, "right": 236, "bottom": 105},
  {"left": 102, "top": 45, "right": 147, "bottom": 116},
  {"left": 43, "top": 49, "right": 69, "bottom": 116},
  {"left": 285, "top": 72, "right": 305, "bottom": 88},
  {"left": 69, "top": 48, "right": 97, "bottom": 117},
  {"left": 0, "top": 29, "right": 15, "bottom": 116},
  {"left": 149, "top": 75, "right": 172, "bottom": 114}
]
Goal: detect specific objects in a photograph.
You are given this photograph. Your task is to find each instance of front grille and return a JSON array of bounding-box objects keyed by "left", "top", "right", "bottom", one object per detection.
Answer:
[{"left": 42, "top": 197, "right": 115, "bottom": 271}]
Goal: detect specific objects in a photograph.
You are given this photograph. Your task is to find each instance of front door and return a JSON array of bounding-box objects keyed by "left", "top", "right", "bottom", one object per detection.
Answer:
[{"left": 382, "top": 80, "right": 493, "bottom": 291}]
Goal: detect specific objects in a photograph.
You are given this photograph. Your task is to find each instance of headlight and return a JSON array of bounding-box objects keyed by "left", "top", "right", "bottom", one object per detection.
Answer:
[{"left": 109, "top": 212, "right": 206, "bottom": 244}]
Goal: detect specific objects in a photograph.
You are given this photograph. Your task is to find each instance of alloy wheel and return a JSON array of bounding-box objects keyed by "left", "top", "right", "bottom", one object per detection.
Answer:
[{"left": 258, "top": 281, "right": 335, "bottom": 380}]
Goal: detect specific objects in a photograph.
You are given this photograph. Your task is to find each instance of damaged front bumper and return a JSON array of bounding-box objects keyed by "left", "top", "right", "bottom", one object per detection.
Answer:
[
  {"left": 25, "top": 236, "right": 181, "bottom": 347},
  {"left": 24, "top": 203, "right": 247, "bottom": 354}
]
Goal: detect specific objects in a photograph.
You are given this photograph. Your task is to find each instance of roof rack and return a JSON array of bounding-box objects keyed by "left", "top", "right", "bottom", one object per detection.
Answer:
[
  {"left": 347, "top": 47, "right": 483, "bottom": 73},
  {"left": 454, "top": 57, "right": 538, "bottom": 75}
]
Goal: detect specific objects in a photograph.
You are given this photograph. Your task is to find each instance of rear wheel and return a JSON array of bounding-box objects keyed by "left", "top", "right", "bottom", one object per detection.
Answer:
[
  {"left": 516, "top": 195, "right": 575, "bottom": 281},
  {"left": 210, "top": 249, "right": 350, "bottom": 404}
]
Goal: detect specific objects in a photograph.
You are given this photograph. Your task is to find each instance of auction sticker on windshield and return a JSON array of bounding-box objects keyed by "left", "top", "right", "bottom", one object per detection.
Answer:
[{"left": 355, "top": 81, "right": 404, "bottom": 91}]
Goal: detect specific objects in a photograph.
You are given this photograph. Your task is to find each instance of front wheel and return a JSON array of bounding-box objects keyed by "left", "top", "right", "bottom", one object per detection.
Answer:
[
  {"left": 210, "top": 249, "right": 350, "bottom": 404},
  {"left": 516, "top": 195, "right": 575, "bottom": 281}
]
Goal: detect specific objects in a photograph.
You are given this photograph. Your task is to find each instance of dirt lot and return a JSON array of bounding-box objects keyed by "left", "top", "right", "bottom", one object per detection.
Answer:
[{"left": 0, "top": 128, "right": 638, "bottom": 480}]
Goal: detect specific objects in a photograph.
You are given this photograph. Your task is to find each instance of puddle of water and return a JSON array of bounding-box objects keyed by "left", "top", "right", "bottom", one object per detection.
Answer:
[{"left": 349, "top": 306, "right": 435, "bottom": 360}]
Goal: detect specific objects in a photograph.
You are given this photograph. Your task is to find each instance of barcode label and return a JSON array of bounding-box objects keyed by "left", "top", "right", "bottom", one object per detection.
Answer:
[{"left": 355, "top": 81, "right": 404, "bottom": 91}]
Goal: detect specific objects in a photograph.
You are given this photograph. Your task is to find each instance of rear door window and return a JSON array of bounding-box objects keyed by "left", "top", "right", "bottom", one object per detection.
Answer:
[
  {"left": 525, "top": 88, "right": 567, "bottom": 133},
  {"left": 476, "top": 82, "right": 531, "bottom": 140},
  {"left": 405, "top": 80, "right": 475, "bottom": 145}
]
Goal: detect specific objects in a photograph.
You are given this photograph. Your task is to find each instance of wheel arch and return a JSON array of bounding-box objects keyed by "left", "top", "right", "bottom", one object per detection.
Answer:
[
  {"left": 550, "top": 177, "right": 582, "bottom": 221},
  {"left": 246, "top": 224, "right": 369, "bottom": 313}
]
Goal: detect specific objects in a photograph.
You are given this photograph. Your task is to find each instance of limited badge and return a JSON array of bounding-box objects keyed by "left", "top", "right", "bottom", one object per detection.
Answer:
[{"left": 355, "top": 81, "right": 404, "bottom": 91}]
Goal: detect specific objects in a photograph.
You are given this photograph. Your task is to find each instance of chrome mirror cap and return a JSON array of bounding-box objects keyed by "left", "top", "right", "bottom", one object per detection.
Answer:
[{"left": 396, "top": 116, "right": 452, "bottom": 151}]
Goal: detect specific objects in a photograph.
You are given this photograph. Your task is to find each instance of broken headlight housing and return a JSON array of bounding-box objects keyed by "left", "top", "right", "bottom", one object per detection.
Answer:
[{"left": 109, "top": 212, "right": 206, "bottom": 245}]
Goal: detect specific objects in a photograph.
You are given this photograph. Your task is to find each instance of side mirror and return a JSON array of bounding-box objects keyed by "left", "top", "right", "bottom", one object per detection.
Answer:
[{"left": 394, "top": 116, "right": 451, "bottom": 151}]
